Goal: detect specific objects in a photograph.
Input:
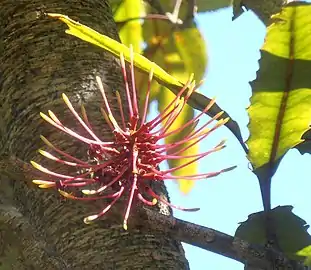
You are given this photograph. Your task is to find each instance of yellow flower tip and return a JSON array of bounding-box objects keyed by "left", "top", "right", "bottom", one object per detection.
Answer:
[
  {"left": 39, "top": 184, "right": 55, "bottom": 189},
  {"left": 30, "top": 160, "right": 41, "bottom": 169},
  {"left": 191, "top": 80, "right": 196, "bottom": 88},
  {"left": 223, "top": 117, "right": 230, "bottom": 124},
  {"left": 48, "top": 110, "right": 56, "bottom": 119},
  {"left": 32, "top": 180, "right": 41, "bottom": 185},
  {"left": 84, "top": 215, "right": 98, "bottom": 224},
  {"left": 81, "top": 189, "right": 96, "bottom": 195},
  {"left": 215, "top": 111, "right": 224, "bottom": 118},
  {"left": 40, "top": 135, "right": 48, "bottom": 142},
  {"left": 115, "top": 90, "right": 121, "bottom": 100},
  {"left": 47, "top": 13, "right": 61, "bottom": 19},
  {"left": 216, "top": 118, "right": 228, "bottom": 127},
  {"left": 108, "top": 114, "right": 118, "bottom": 127},
  {"left": 38, "top": 149, "right": 50, "bottom": 157},
  {"left": 58, "top": 189, "right": 73, "bottom": 199},
  {"left": 32, "top": 180, "right": 55, "bottom": 189},
  {"left": 62, "top": 93, "right": 69, "bottom": 103},
  {"left": 123, "top": 222, "right": 128, "bottom": 231},
  {"left": 40, "top": 135, "right": 54, "bottom": 148},
  {"left": 152, "top": 198, "right": 158, "bottom": 205},
  {"left": 149, "top": 67, "right": 154, "bottom": 80},
  {"left": 195, "top": 79, "right": 205, "bottom": 90},
  {"left": 32, "top": 179, "right": 49, "bottom": 185},
  {"left": 189, "top": 73, "right": 194, "bottom": 83},
  {"left": 39, "top": 112, "right": 48, "bottom": 120},
  {"left": 119, "top": 52, "right": 125, "bottom": 62}
]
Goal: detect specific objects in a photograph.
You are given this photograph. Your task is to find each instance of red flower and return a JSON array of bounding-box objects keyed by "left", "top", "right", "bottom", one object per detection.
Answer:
[{"left": 31, "top": 47, "right": 234, "bottom": 230}]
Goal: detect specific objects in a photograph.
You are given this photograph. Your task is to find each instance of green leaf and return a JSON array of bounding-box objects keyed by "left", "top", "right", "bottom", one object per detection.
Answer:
[
  {"left": 113, "top": 0, "right": 143, "bottom": 53},
  {"left": 247, "top": 3, "right": 311, "bottom": 173},
  {"left": 235, "top": 205, "right": 311, "bottom": 260},
  {"left": 173, "top": 27, "right": 207, "bottom": 80},
  {"left": 297, "top": 245, "right": 311, "bottom": 266},
  {"left": 47, "top": 13, "right": 186, "bottom": 93}
]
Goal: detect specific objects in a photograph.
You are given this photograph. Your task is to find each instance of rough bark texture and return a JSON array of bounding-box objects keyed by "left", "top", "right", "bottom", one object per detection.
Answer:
[{"left": 0, "top": 1, "right": 189, "bottom": 269}]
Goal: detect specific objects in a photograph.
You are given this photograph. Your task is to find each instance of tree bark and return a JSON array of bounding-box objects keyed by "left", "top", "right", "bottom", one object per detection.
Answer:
[{"left": 0, "top": 1, "right": 189, "bottom": 269}]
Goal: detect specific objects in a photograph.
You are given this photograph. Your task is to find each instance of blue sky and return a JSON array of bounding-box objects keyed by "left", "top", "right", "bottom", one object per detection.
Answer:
[{"left": 154, "top": 6, "right": 311, "bottom": 270}]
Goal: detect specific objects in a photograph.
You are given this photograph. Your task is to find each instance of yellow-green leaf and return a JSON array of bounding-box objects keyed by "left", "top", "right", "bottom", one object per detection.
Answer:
[
  {"left": 173, "top": 27, "right": 207, "bottom": 81},
  {"left": 113, "top": 0, "right": 143, "bottom": 53},
  {"left": 247, "top": 3, "right": 311, "bottom": 172},
  {"left": 297, "top": 245, "right": 311, "bottom": 266},
  {"left": 48, "top": 13, "right": 183, "bottom": 90}
]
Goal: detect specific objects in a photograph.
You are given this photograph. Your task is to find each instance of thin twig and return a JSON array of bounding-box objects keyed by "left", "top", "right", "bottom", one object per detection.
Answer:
[{"left": 166, "top": 0, "right": 183, "bottom": 24}]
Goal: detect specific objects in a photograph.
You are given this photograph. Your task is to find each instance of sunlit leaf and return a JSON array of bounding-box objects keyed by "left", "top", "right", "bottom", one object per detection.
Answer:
[
  {"left": 173, "top": 27, "right": 207, "bottom": 81},
  {"left": 47, "top": 13, "right": 184, "bottom": 95},
  {"left": 297, "top": 245, "right": 311, "bottom": 266},
  {"left": 247, "top": 3, "right": 311, "bottom": 175},
  {"left": 235, "top": 205, "right": 311, "bottom": 260},
  {"left": 113, "top": 0, "right": 143, "bottom": 52}
]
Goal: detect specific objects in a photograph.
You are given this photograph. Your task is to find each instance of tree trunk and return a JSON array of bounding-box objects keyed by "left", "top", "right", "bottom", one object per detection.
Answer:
[{"left": 0, "top": 1, "right": 189, "bottom": 269}]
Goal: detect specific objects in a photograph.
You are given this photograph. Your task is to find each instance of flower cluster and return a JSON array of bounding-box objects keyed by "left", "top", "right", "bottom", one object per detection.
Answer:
[{"left": 31, "top": 48, "right": 233, "bottom": 230}]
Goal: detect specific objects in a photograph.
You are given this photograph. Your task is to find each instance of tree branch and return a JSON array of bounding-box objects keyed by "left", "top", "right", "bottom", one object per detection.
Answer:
[{"left": 134, "top": 207, "right": 307, "bottom": 270}]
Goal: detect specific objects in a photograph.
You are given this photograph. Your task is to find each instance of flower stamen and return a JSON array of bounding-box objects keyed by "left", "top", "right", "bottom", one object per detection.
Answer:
[{"left": 31, "top": 50, "right": 235, "bottom": 229}]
